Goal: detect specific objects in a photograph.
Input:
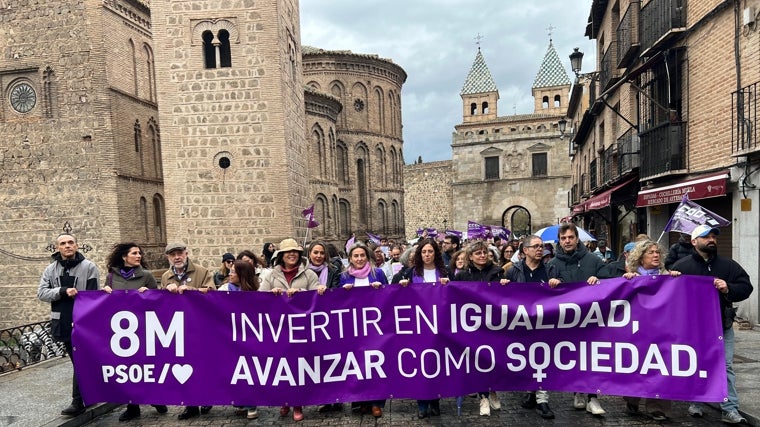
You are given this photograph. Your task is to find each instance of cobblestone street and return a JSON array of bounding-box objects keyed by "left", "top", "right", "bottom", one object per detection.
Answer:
[{"left": 85, "top": 393, "right": 726, "bottom": 426}]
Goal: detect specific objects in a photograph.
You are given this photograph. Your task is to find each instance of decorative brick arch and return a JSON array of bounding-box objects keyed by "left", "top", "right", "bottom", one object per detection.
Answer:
[{"left": 191, "top": 19, "right": 240, "bottom": 45}]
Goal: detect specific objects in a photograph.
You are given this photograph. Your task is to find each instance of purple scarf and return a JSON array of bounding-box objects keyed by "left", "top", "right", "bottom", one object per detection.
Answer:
[
  {"left": 120, "top": 268, "right": 136, "bottom": 280},
  {"left": 308, "top": 263, "right": 329, "bottom": 285},
  {"left": 348, "top": 262, "right": 371, "bottom": 279},
  {"left": 638, "top": 266, "right": 661, "bottom": 276}
]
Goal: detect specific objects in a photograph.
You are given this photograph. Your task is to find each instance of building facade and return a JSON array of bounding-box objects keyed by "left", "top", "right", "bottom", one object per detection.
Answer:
[
  {"left": 449, "top": 44, "right": 573, "bottom": 237},
  {"left": 0, "top": 0, "right": 406, "bottom": 328},
  {"left": 567, "top": 0, "right": 759, "bottom": 324}
]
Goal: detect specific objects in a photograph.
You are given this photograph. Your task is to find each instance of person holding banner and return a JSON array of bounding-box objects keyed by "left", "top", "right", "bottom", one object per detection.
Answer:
[
  {"left": 672, "top": 225, "right": 753, "bottom": 424},
  {"left": 546, "top": 223, "right": 607, "bottom": 416},
  {"left": 218, "top": 260, "right": 260, "bottom": 419},
  {"left": 37, "top": 234, "right": 99, "bottom": 417},
  {"left": 392, "top": 238, "right": 449, "bottom": 418},
  {"left": 448, "top": 249, "right": 467, "bottom": 277},
  {"left": 339, "top": 242, "right": 388, "bottom": 417},
  {"left": 307, "top": 241, "right": 341, "bottom": 291},
  {"left": 101, "top": 243, "right": 167, "bottom": 422},
  {"left": 260, "top": 238, "right": 323, "bottom": 421},
  {"left": 504, "top": 235, "right": 557, "bottom": 419},
  {"left": 453, "top": 241, "right": 505, "bottom": 416}
]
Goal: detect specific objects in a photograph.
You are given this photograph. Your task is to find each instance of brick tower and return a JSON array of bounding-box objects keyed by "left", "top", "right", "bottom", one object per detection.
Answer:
[{"left": 151, "top": 0, "right": 309, "bottom": 260}]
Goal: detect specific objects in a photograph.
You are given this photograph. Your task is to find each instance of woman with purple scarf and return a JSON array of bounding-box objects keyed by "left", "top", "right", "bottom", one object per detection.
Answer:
[
  {"left": 339, "top": 242, "right": 387, "bottom": 417},
  {"left": 620, "top": 240, "right": 681, "bottom": 422},
  {"left": 393, "top": 238, "right": 449, "bottom": 418},
  {"left": 102, "top": 242, "right": 167, "bottom": 422}
]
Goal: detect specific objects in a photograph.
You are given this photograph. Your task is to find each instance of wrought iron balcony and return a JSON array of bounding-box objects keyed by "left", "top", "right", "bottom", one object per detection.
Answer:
[
  {"left": 640, "top": 121, "right": 687, "bottom": 179},
  {"left": 0, "top": 321, "right": 66, "bottom": 373},
  {"left": 617, "top": 127, "right": 641, "bottom": 174},
  {"left": 571, "top": 183, "right": 579, "bottom": 205},
  {"left": 732, "top": 81, "right": 760, "bottom": 155},
  {"left": 589, "top": 159, "right": 599, "bottom": 191},
  {"left": 581, "top": 173, "right": 588, "bottom": 196},
  {"left": 599, "top": 45, "right": 620, "bottom": 90},
  {"left": 602, "top": 146, "right": 618, "bottom": 184},
  {"left": 640, "top": 0, "right": 686, "bottom": 56},
  {"left": 617, "top": 1, "right": 640, "bottom": 68}
]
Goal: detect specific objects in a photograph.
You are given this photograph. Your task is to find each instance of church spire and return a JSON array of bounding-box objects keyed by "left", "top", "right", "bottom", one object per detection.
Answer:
[
  {"left": 532, "top": 39, "right": 571, "bottom": 89},
  {"left": 460, "top": 49, "right": 498, "bottom": 96}
]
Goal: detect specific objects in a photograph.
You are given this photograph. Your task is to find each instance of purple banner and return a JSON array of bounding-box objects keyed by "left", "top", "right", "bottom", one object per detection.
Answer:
[{"left": 73, "top": 276, "right": 727, "bottom": 406}]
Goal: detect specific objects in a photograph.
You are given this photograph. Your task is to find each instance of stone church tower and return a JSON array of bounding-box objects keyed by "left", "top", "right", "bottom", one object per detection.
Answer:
[{"left": 150, "top": 0, "right": 309, "bottom": 261}]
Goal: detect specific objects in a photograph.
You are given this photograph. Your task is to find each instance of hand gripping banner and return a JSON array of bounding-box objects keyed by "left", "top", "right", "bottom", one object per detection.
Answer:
[{"left": 72, "top": 275, "right": 727, "bottom": 406}]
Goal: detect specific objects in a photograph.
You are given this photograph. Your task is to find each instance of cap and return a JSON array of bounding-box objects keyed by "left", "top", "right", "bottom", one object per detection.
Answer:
[
  {"left": 165, "top": 242, "right": 186, "bottom": 254},
  {"left": 691, "top": 224, "right": 720, "bottom": 240},
  {"left": 542, "top": 249, "right": 552, "bottom": 257},
  {"left": 623, "top": 242, "right": 636, "bottom": 252},
  {"left": 222, "top": 252, "right": 235, "bottom": 262}
]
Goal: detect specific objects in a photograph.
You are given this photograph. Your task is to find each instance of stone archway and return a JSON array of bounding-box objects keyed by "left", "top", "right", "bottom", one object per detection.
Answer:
[{"left": 502, "top": 206, "right": 532, "bottom": 239}]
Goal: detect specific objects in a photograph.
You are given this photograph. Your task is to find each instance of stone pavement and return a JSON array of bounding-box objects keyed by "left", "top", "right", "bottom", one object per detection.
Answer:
[{"left": 0, "top": 328, "right": 758, "bottom": 427}]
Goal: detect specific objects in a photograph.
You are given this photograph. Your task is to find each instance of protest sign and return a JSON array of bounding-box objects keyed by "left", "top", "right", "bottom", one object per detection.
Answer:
[{"left": 73, "top": 276, "right": 726, "bottom": 406}]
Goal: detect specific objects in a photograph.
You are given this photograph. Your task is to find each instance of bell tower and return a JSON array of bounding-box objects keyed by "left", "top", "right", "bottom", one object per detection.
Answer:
[{"left": 151, "top": 0, "right": 308, "bottom": 259}]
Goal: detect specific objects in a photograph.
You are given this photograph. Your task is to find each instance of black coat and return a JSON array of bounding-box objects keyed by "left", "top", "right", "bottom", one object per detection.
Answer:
[
  {"left": 453, "top": 262, "right": 503, "bottom": 282},
  {"left": 664, "top": 240, "right": 694, "bottom": 269},
  {"left": 672, "top": 253, "right": 753, "bottom": 329},
  {"left": 546, "top": 243, "right": 604, "bottom": 283}
]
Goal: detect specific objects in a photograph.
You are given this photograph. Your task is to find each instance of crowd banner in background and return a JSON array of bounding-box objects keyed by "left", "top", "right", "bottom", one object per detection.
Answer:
[{"left": 73, "top": 276, "right": 727, "bottom": 406}]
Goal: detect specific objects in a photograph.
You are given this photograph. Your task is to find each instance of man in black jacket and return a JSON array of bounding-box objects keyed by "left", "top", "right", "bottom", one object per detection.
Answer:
[
  {"left": 672, "top": 225, "right": 753, "bottom": 424},
  {"left": 664, "top": 233, "right": 693, "bottom": 269},
  {"left": 546, "top": 223, "right": 606, "bottom": 415}
]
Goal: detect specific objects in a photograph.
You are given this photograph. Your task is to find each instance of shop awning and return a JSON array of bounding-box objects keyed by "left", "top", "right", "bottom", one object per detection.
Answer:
[
  {"left": 574, "top": 177, "right": 637, "bottom": 213},
  {"left": 635, "top": 171, "right": 729, "bottom": 207}
]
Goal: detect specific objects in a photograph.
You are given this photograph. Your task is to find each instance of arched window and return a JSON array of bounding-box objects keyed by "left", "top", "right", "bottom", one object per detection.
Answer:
[
  {"left": 143, "top": 44, "right": 156, "bottom": 102},
  {"left": 129, "top": 39, "right": 138, "bottom": 95},
  {"left": 152, "top": 194, "right": 166, "bottom": 242},
  {"left": 356, "top": 145, "right": 369, "bottom": 224},
  {"left": 391, "top": 200, "right": 400, "bottom": 234},
  {"left": 218, "top": 29, "right": 232, "bottom": 67},
  {"left": 375, "top": 145, "right": 386, "bottom": 185},
  {"left": 140, "top": 197, "right": 149, "bottom": 241},
  {"left": 482, "top": 101, "right": 489, "bottom": 114},
  {"left": 316, "top": 194, "right": 328, "bottom": 236},
  {"left": 337, "top": 141, "right": 349, "bottom": 184},
  {"left": 554, "top": 94, "right": 561, "bottom": 107},
  {"left": 378, "top": 199, "right": 388, "bottom": 235},
  {"left": 470, "top": 102, "right": 477, "bottom": 115},
  {"left": 542, "top": 96, "right": 549, "bottom": 109},
  {"left": 147, "top": 117, "right": 161, "bottom": 178},
  {"left": 339, "top": 199, "right": 351, "bottom": 236},
  {"left": 202, "top": 31, "right": 216, "bottom": 69}
]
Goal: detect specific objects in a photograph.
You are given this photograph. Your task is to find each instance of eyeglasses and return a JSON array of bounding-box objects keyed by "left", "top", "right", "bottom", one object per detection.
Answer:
[
  {"left": 526, "top": 244, "right": 544, "bottom": 250},
  {"left": 224, "top": 260, "right": 234, "bottom": 264}
]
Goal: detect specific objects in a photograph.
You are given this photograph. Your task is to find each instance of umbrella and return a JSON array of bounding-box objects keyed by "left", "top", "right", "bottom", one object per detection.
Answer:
[{"left": 534, "top": 225, "right": 596, "bottom": 243}]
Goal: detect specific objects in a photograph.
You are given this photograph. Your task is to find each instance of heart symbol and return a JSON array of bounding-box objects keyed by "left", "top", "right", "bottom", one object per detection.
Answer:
[{"left": 172, "top": 364, "right": 193, "bottom": 384}]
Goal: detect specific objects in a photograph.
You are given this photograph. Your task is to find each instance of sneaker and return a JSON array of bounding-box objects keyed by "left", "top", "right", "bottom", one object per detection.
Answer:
[
  {"left": 247, "top": 409, "right": 258, "bottom": 419},
  {"left": 488, "top": 391, "right": 501, "bottom": 410},
  {"left": 536, "top": 402, "right": 555, "bottom": 419},
  {"left": 721, "top": 410, "right": 747, "bottom": 424},
  {"left": 586, "top": 397, "right": 606, "bottom": 415},
  {"left": 573, "top": 393, "right": 586, "bottom": 409},
  {"left": 650, "top": 411, "right": 667, "bottom": 421},
  {"left": 688, "top": 403, "right": 704, "bottom": 417},
  {"left": 479, "top": 396, "right": 490, "bottom": 416}
]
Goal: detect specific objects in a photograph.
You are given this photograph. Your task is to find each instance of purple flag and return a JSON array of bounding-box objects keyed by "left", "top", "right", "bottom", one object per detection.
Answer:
[
  {"left": 302, "top": 205, "right": 320, "bottom": 229},
  {"left": 366, "top": 232, "right": 381, "bottom": 244},
  {"left": 73, "top": 276, "right": 726, "bottom": 406},
  {"left": 445, "top": 229, "right": 463, "bottom": 238},
  {"left": 489, "top": 225, "right": 511, "bottom": 240},
  {"left": 344, "top": 236, "right": 355, "bottom": 253},
  {"left": 467, "top": 220, "right": 488, "bottom": 239},
  {"left": 663, "top": 194, "right": 731, "bottom": 235}
]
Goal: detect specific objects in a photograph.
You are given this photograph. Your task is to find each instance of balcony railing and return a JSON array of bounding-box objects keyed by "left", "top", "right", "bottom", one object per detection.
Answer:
[
  {"left": 640, "top": 0, "right": 686, "bottom": 56},
  {"left": 571, "top": 183, "right": 579, "bottom": 205},
  {"left": 589, "top": 159, "right": 599, "bottom": 191},
  {"left": 640, "top": 121, "right": 687, "bottom": 178},
  {"left": 732, "top": 81, "right": 760, "bottom": 155},
  {"left": 617, "top": 1, "right": 640, "bottom": 68},
  {"left": 618, "top": 127, "right": 641, "bottom": 174},
  {"left": 581, "top": 173, "right": 588, "bottom": 195},
  {"left": 602, "top": 146, "right": 618, "bottom": 184},
  {"left": 599, "top": 44, "right": 619, "bottom": 90},
  {"left": 0, "top": 320, "right": 66, "bottom": 374}
]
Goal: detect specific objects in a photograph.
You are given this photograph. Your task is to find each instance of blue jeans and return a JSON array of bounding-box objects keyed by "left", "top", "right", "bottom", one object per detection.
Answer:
[
  {"left": 721, "top": 327, "right": 738, "bottom": 413},
  {"left": 692, "top": 326, "right": 738, "bottom": 413}
]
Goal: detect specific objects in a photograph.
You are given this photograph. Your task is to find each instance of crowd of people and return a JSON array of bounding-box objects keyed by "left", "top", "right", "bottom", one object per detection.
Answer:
[{"left": 36, "top": 223, "right": 753, "bottom": 423}]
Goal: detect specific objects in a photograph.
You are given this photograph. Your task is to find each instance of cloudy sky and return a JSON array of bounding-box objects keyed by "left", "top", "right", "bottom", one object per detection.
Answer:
[{"left": 300, "top": 0, "right": 595, "bottom": 163}]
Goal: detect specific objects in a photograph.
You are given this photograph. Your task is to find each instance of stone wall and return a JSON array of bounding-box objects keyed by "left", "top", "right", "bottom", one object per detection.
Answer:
[{"left": 403, "top": 161, "right": 453, "bottom": 239}]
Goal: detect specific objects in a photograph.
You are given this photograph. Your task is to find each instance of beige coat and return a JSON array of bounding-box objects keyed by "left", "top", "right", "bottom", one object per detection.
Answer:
[{"left": 260, "top": 263, "right": 319, "bottom": 291}]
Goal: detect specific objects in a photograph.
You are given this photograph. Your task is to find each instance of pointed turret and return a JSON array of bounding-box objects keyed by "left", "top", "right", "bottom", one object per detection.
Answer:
[
  {"left": 531, "top": 40, "right": 571, "bottom": 115},
  {"left": 460, "top": 49, "right": 499, "bottom": 123}
]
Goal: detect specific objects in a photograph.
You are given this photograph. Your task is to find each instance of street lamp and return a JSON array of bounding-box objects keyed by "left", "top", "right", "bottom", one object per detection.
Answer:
[
  {"left": 558, "top": 117, "right": 568, "bottom": 139},
  {"left": 570, "top": 48, "right": 584, "bottom": 76}
]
